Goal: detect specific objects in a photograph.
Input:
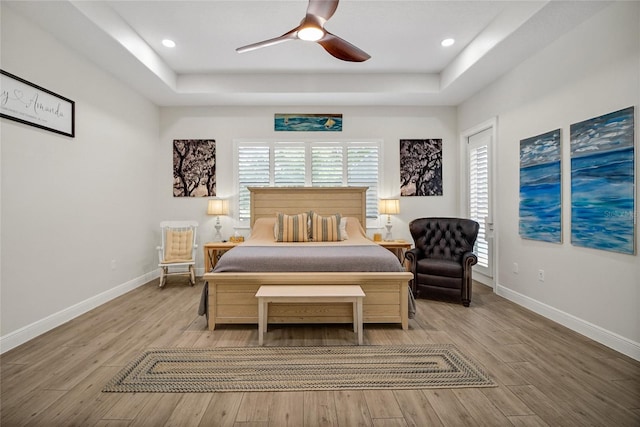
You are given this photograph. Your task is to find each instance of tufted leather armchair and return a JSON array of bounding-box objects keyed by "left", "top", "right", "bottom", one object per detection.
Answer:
[{"left": 405, "top": 217, "right": 479, "bottom": 307}]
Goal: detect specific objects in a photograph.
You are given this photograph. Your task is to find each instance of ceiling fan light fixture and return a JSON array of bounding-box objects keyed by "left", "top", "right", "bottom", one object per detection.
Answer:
[
  {"left": 298, "top": 26, "right": 325, "bottom": 41},
  {"left": 162, "top": 39, "right": 176, "bottom": 48},
  {"left": 441, "top": 38, "right": 455, "bottom": 47}
]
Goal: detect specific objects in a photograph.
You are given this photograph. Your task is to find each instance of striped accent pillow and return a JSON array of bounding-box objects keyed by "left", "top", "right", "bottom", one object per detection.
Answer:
[
  {"left": 276, "top": 212, "right": 309, "bottom": 242},
  {"left": 310, "top": 212, "right": 342, "bottom": 242}
]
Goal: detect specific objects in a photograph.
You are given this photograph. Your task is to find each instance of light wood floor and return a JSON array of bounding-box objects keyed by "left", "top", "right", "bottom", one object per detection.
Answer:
[{"left": 2, "top": 278, "right": 639, "bottom": 427}]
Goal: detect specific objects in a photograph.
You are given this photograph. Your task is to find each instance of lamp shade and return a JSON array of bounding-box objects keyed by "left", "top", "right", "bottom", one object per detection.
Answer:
[
  {"left": 207, "top": 199, "right": 229, "bottom": 216},
  {"left": 379, "top": 199, "right": 400, "bottom": 215}
]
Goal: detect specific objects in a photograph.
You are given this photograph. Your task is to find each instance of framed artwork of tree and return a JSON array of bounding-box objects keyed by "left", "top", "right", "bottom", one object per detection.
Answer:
[
  {"left": 400, "top": 139, "right": 443, "bottom": 196},
  {"left": 173, "top": 139, "right": 216, "bottom": 197}
]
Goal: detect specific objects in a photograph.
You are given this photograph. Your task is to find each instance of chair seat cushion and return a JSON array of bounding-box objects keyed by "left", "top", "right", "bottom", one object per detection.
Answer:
[
  {"left": 164, "top": 229, "right": 194, "bottom": 262},
  {"left": 415, "top": 258, "right": 462, "bottom": 278}
]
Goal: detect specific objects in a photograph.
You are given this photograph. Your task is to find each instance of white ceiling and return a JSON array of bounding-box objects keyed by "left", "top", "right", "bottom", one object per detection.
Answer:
[{"left": 4, "top": 0, "right": 610, "bottom": 107}]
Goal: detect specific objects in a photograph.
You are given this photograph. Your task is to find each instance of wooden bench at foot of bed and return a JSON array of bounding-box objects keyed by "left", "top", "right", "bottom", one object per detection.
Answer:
[{"left": 203, "top": 272, "right": 413, "bottom": 331}]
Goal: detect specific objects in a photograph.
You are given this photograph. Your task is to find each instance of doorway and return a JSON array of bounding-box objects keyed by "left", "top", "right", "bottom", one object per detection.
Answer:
[{"left": 463, "top": 121, "right": 495, "bottom": 286}]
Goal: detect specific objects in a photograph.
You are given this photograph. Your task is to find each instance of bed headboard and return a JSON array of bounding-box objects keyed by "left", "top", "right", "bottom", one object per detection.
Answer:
[{"left": 248, "top": 187, "right": 367, "bottom": 227}]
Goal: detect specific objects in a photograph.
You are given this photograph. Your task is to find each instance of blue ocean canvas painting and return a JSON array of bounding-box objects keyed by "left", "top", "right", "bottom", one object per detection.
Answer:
[
  {"left": 519, "top": 129, "right": 562, "bottom": 243},
  {"left": 275, "top": 114, "right": 342, "bottom": 131},
  {"left": 570, "top": 106, "right": 635, "bottom": 255}
]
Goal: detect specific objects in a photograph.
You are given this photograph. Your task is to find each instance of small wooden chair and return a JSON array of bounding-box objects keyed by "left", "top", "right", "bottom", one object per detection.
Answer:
[{"left": 157, "top": 221, "right": 198, "bottom": 287}]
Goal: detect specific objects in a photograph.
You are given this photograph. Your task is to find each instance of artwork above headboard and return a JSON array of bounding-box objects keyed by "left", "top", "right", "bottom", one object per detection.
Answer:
[{"left": 248, "top": 187, "right": 368, "bottom": 227}]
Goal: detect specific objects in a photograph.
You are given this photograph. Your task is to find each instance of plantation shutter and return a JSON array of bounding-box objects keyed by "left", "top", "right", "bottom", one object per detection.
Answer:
[
  {"left": 311, "top": 146, "right": 344, "bottom": 186},
  {"left": 237, "top": 145, "right": 270, "bottom": 221},
  {"left": 236, "top": 141, "right": 381, "bottom": 223},
  {"left": 347, "top": 146, "right": 379, "bottom": 218},
  {"left": 469, "top": 144, "right": 489, "bottom": 268},
  {"left": 274, "top": 145, "right": 306, "bottom": 186}
]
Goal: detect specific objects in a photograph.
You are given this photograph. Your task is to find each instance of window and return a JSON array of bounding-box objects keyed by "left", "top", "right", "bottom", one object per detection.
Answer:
[
  {"left": 469, "top": 143, "right": 489, "bottom": 269},
  {"left": 236, "top": 141, "right": 380, "bottom": 223}
]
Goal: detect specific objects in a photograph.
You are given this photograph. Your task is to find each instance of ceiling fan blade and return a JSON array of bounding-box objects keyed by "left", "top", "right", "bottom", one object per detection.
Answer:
[
  {"left": 318, "top": 32, "right": 370, "bottom": 62},
  {"left": 236, "top": 0, "right": 370, "bottom": 63},
  {"left": 236, "top": 29, "right": 298, "bottom": 53},
  {"left": 306, "top": 0, "right": 339, "bottom": 21}
]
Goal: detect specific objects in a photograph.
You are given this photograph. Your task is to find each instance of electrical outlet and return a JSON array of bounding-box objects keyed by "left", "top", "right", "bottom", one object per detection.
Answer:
[
  {"left": 513, "top": 262, "right": 519, "bottom": 274},
  {"left": 538, "top": 269, "right": 545, "bottom": 281}
]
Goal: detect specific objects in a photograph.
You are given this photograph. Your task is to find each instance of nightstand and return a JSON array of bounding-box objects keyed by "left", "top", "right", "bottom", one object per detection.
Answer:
[
  {"left": 203, "top": 241, "right": 240, "bottom": 272},
  {"left": 376, "top": 240, "right": 412, "bottom": 267}
]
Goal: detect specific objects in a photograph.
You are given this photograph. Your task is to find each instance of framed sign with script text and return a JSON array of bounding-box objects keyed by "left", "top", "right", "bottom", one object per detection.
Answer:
[{"left": 1, "top": 70, "right": 75, "bottom": 137}]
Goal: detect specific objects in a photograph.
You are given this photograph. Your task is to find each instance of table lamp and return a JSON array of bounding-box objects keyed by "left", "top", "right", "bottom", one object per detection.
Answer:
[
  {"left": 207, "top": 198, "right": 229, "bottom": 241},
  {"left": 379, "top": 199, "right": 400, "bottom": 241}
]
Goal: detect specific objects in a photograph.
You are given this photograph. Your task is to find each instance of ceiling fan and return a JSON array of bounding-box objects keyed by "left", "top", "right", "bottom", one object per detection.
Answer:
[{"left": 236, "top": 0, "right": 370, "bottom": 62}]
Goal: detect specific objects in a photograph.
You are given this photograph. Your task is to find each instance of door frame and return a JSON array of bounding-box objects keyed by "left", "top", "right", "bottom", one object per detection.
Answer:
[{"left": 460, "top": 117, "right": 497, "bottom": 289}]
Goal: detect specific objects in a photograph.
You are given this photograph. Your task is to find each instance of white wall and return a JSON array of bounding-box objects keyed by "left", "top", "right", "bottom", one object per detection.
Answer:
[
  {"left": 159, "top": 105, "right": 459, "bottom": 270},
  {"left": 458, "top": 1, "right": 640, "bottom": 359},
  {"left": 0, "top": 6, "right": 160, "bottom": 349}
]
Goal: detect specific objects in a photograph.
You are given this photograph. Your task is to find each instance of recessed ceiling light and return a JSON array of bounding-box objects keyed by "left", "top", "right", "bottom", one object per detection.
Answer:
[
  {"left": 162, "top": 39, "right": 176, "bottom": 48},
  {"left": 441, "top": 38, "right": 455, "bottom": 47}
]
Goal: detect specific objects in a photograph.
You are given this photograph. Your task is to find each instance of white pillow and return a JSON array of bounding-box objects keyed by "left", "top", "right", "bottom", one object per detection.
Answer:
[{"left": 340, "top": 217, "right": 348, "bottom": 240}]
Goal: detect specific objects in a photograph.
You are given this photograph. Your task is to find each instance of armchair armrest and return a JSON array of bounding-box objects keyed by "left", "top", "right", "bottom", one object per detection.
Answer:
[
  {"left": 461, "top": 252, "right": 478, "bottom": 307},
  {"left": 462, "top": 252, "right": 478, "bottom": 268},
  {"left": 404, "top": 248, "right": 422, "bottom": 295},
  {"left": 404, "top": 248, "right": 422, "bottom": 264},
  {"left": 404, "top": 248, "right": 423, "bottom": 272}
]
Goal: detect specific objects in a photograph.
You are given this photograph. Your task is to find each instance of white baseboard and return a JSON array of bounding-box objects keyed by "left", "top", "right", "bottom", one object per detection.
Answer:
[
  {"left": 473, "top": 271, "right": 493, "bottom": 288},
  {"left": 496, "top": 283, "right": 640, "bottom": 361},
  {"left": 0, "top": 270, "right": 159, "bottom": 354},
  {"left": 5, "top": 274, "right": 636, "bottom": 362}
]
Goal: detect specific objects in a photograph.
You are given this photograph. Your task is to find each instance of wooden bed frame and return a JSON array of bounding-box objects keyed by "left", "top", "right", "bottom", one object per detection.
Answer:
[{"left": 202, "top": 187, "right": 413, "bottom": 330}]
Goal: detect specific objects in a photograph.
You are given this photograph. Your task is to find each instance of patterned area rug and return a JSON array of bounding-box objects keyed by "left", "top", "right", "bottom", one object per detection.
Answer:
[{"left": 103, "top": 344, "right": 495, "bottom": 393}]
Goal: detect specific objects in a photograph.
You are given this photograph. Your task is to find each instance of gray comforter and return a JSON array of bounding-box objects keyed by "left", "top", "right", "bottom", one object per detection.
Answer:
[{"left": 212, "top": 244, "right": 406, "bottom": 273}]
